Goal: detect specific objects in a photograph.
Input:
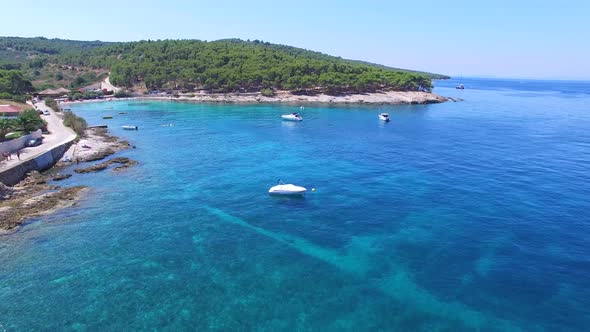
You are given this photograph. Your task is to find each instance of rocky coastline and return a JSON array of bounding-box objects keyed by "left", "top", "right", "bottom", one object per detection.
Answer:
[
  {"left": 0, "top": 127, "right": 138, "bottom": 234},
  {"left": 65, "top": 90, "right": 450, "bottom": 106}
]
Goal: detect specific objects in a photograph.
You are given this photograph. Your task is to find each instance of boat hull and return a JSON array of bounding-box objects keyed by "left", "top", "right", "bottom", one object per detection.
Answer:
[
  {"left": 268, "top": 184, "right": 307, "bottom": 195},
  {"left": 281, "top": 115, "right": 303, "bottom": 121}
]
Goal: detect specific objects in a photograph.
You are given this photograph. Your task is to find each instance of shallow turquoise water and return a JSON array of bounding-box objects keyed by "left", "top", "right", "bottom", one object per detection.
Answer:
[{"left": 1, "top": 78, "right": 589, "bottom": 331}]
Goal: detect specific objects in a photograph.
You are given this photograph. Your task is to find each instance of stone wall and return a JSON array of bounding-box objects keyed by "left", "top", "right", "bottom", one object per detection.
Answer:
[
  {"left": 0, "top": 130, "right": 43, "bottom": 154},
  {"left": 0, "top": 139, "right": 74, "bottom": 186}
]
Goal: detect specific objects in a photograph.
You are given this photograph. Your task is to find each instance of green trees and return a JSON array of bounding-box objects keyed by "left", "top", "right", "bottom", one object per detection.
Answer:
[
  {"left": 70, "top": 76, "right": 86, "bottom": 88},
  {"left": 93, "top": 39, "right": 435, "bottom": 94},
  {"left": 0, "top": 69, "right": 34, "bottom": 100},
  {"left": 17, "top": 109, "right": 46, "bottom": 133},
  {"left": 1, "top": 37, "right": 443, "bottom": 95}
]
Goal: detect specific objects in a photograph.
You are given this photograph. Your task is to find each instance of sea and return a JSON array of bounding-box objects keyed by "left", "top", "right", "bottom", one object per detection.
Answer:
[{"left": 0, "top": 77, "right": 589, "bottom": 331}]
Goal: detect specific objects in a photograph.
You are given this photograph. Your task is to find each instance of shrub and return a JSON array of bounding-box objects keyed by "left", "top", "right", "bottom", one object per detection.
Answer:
[
  {"left": 114, "top": 90, "right": 131, "bottom": 98},
  {"left": 70, "top": 76, "right": 86, "bottom": 88},
  {"left": 260, "top": 88, "right": 275, "bottom": 97},
  {"left": 68, "top": 92, "right": 83, "bottom": 101},
  {"left": 82, "top": 91, "right": 103, "bottom": 99},
  {"left": 4, "top": 131, "right": 23, "bottom": 140},
  {"left": 12, "top": 95, "right": 26, "bottom": 103},
  {"left": 44, "top": 97, "right": 59, "bottom": 112},
  {"left": 0, "top": 117, "right": 19, "bottom": 141},
  {"left": 63, "top": 111, "right": 87, "bottom": 136}
]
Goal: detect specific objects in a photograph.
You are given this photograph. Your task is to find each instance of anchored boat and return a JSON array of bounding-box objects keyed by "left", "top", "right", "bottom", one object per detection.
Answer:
[
  {"left": 281, "top": 112, "right": 303, "bottom": 121},
  {"left": 122, "top": 125, "right": 138, "bottom": 130},
  {"left": 379, "top": 113, "right": 390, "bottom": 122},
  {"left": 268, "top": 181, "right": 307, "bottom": 196}
]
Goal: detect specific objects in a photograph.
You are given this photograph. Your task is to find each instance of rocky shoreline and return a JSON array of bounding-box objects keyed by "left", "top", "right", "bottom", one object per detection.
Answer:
[
  {"left": 0, "top": 127, "right": 138, "bottom": 234},
  {"left": 65, "top": 90, "right": 450, "bottom": 106},
  {"left": 174, "top": 90, "right": 449, "bottom": 105}
]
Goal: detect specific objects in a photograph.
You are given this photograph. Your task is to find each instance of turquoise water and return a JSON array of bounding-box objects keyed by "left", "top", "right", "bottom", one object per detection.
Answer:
[{"left": 1, "top": 78, "right": 589, "bottom": 331}]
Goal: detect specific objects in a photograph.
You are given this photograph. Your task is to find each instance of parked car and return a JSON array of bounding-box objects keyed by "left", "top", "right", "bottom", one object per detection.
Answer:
[
  {"left": 25, "top": 137, "right": 43, "bottom": 147},
  {"left": 43, "top": 110, "right": 50, "bottom": 115}
]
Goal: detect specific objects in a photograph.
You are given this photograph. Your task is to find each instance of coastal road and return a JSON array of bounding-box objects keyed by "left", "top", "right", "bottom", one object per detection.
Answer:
[{"left": 0, "top": 101, "right": 76, "bottom": 172}]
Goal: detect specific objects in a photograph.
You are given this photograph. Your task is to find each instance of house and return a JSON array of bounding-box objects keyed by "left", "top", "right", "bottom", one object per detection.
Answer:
[
  {"left": 78, "top": 83, "right": 103, "bottom": 93},
  {"left": 0, "top": 104, "right": 23, "bottom": 117},
  {"left": 37, "top": 87, "right": 71, "bottom": 98}
]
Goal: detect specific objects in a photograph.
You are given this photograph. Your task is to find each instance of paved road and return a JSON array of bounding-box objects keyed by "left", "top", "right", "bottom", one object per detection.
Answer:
[{"left": 0, "top": 101, "right": 76, "bottom": 172}]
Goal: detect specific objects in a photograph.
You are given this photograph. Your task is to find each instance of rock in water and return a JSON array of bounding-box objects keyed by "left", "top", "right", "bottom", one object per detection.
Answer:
[{"left": 52, "top": 174, "right": 73, "bottom": 181}]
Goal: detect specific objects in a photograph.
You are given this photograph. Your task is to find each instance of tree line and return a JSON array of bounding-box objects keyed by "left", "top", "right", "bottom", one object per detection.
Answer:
[
  {"left": 0, "top": 69, "right": 34, "bottom": 102},
  {"left": 0, "top": 37, "right": 448, "bottom": 95}
]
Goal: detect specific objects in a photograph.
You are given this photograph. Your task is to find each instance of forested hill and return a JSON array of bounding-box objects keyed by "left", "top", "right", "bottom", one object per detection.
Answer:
[
  {"left": 0, "top": 37, "right": 110, "bottom": 63},
  {"left": 0, "top": 37, "right": 449, "bottom": 95}
]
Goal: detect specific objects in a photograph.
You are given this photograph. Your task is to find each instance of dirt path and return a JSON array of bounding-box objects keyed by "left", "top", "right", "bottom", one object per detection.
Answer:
[{"left": 101, "top": 76, "right": 120, "bottom": 93}]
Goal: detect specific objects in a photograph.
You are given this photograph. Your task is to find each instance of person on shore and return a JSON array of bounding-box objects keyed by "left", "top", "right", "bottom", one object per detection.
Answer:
[{"left": 16, "top": 150, "right": 20, "bottom": 160}]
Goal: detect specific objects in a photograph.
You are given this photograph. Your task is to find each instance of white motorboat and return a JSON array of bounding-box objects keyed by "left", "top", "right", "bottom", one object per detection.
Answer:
[
  {"left": 122, "top": 125, "right": 138, "bottom": 130},
  {"left": 379, "top": 113, "right": 390, "bottom": 122},
  {"left": 281, "top": 112, "right": 303, "bottom": 121},
  {"left": 268, "top": 183, "right": 307, "bottom": 196}
]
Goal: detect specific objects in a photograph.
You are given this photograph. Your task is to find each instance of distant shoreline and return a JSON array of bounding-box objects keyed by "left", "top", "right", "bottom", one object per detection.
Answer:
[{"left": 63, "top": 90, "right": 449, "bottom": 106}]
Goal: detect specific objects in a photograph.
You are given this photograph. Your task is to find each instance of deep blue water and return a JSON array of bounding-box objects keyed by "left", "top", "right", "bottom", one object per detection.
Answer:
[{"left": 1, "top": 78, "right": 589, "bottom": 331}]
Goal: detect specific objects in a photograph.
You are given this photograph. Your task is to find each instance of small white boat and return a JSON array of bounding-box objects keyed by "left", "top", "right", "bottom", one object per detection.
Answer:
[
  {"left": 122, "top": 125, "right": 138, "bottom": 130},
  {"left": 379, "top": 113, "right": 390, "bottom": 122},
  {"left": 455, "top": 84, "right": 465, "bottom": 90},
  {"left": 268, "top": 182, "right": 307, "bottom": 196},
  {"left": 281, "top": 112, "right": 303, "bottom": 121}
]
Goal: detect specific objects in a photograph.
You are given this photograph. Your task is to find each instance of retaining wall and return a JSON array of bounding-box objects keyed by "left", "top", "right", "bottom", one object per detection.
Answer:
[
  {"left": 0, "top": 139, "right": 74, "bottom": 186},
  {"left": 0, "top": 130, "right": 43, "bottom": 154}
]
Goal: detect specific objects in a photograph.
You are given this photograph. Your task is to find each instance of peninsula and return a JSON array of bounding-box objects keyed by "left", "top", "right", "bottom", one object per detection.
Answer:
[{"left": 0, "top": 37, "right": 449, "bottom": 105}]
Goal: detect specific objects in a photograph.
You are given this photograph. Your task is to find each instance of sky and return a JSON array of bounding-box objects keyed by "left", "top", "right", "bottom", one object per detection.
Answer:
[{"left": 1, "top": 0, "right": 589, "bottom": 80}]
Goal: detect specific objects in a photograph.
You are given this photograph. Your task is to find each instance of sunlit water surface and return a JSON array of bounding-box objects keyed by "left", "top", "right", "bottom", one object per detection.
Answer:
[{"left": 1, "top": 78, "right": 589, "bottom": 331}]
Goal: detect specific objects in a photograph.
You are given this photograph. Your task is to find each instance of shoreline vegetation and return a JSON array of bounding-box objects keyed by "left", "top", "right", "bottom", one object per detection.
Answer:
[{"left": 0, "top": 127, "right": 137, "bottom": 234}]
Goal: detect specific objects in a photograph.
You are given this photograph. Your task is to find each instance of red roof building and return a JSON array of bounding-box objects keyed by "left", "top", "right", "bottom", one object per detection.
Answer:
[{"left": 0, "top": 105, "right": 23, "bottom": 117}]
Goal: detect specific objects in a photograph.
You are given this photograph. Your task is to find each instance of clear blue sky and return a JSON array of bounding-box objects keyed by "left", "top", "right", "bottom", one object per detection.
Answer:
[{"left": 1, "top": 0, "right": 589, "bottom": 79}]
